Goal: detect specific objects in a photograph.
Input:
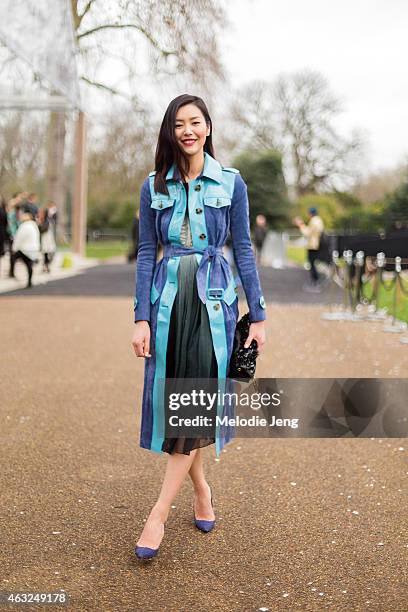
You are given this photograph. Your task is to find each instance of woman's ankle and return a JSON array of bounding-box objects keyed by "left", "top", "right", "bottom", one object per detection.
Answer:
[
  {"left": 193, "top": 481, "right": 210, "bottom": 496},
  {"left": 150, "top": 503, "right": 169, "bottom": 523}
]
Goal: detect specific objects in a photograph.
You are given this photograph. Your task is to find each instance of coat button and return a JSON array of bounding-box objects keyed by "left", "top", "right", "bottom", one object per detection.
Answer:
[
  {"left": 196, "top": 207, "right": 203, "bottom": 214},
  {"left": 158, "top": 202, "right": 163, "bottom": 209},
  {"left": 213, "top": 303, "right": 220, "bottom": 310},
  {"left": 199, "top": 233, "right": 206, "bottom": 240},
  {"left": 194, "top": 184, "right": 201, "bottom": 191}
]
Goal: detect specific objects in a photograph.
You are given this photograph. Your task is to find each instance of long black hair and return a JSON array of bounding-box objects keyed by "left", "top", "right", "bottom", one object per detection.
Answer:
[{"left": 154, "top": 94, "right": 215, "bottom": 195}]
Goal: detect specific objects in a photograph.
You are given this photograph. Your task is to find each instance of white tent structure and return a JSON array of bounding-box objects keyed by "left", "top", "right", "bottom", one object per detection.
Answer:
[{"left": 0, "top": 0, "right": 87, "bottom": 256}]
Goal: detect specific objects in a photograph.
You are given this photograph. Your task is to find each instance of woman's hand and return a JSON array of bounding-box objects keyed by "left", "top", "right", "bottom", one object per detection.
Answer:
[
  {"left": 132, "top": 321, "right": 152, "bottom": 358},
  {"left": 293, "top": 216, "right": 303, "bottom": 227},
  {"left": 244, "top": 320, "right": 266, "bottom": 353}
]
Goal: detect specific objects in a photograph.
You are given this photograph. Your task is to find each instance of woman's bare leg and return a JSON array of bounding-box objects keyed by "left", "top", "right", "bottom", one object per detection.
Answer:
[
  {"left": 136, "top": 449, "right": 198, "bottom": 549},
  {"left": 188, "top": 448, "right": 215, "bottom": 521}
]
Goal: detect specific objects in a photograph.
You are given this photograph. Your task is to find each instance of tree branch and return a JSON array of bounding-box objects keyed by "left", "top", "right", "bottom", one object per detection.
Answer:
[
  {"left": 80, "top": 76, "right": 132, "bottom": 100},
  {"left": 77, "top": 23, "right": 176, "bottom": 57},
  {"left": 71, "top": 0, "right": 96, "bottom": 31},
  {"left": 79, "top": 0, "right": 95, "bottom": 19}
]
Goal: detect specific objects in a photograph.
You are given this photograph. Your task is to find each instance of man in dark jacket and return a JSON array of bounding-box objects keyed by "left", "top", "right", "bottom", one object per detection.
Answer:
[{"left": 253, "top": 214, "right": 268, "bottom": 265}]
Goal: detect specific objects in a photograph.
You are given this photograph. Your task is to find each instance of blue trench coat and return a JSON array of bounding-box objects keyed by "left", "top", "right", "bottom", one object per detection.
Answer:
[{"left": 134, "top": 152, "right": 267, "bottom": 456}]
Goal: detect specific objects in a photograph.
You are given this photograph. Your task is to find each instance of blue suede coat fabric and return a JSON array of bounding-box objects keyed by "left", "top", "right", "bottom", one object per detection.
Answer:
[{"left": 133, "top": 152, "right": 266, "bottom": 456}]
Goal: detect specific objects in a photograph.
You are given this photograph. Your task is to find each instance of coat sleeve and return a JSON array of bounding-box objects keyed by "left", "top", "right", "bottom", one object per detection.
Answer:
[
  {"left": 229, "top": 173, "right": 267, "bottom": 322},
  {"left": 134, "top": 177, "right": 158, "bottom": 323}
]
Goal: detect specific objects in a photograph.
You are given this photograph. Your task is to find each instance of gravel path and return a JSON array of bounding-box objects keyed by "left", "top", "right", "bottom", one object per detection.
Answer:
[{"left": 1, "top": 296, "right": 407, "bottom": 611}]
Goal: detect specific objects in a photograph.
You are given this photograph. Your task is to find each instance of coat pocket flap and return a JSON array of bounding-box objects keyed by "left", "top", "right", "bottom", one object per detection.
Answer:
[
  {"left": 150, "top": 197, "right": 175, "bottom": 210},
  {"left": 203, "top": 196, "right": 231, "bottom": 208}
]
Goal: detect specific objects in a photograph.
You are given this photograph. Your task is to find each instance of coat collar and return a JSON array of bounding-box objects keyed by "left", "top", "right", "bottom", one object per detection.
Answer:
[{"left": 165, "top": 151, "right": 223, "bottom": 184}]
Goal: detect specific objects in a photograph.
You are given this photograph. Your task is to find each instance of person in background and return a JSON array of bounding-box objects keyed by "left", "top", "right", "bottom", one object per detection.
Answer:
[
  {"left": 253, "top": 213, "right": 268, "bottom": 265},
  {"left": 25, "top": 193, "right": 40, "bottom": 219},
  {"left": 17, "top": 191, "right": 30, "bottom": 213},
  {"left": 128, "top": 209, "right": 139, "bottom": 263},
  {"left": 0, "top": 195, "right": 9, "bottom": 274},
  {"left": 38, "top": 206, "right": 56, "bottom": 272},
  {"left": 7, "top": 194, "right": 23, "bottom": 237},
  {"left": 47, "top": 201, "right": 58, "bottom": 241},
  {"left": 293, "top": 206, "right": 324, "bottom": 292},
  {"left": 9, "top": 206, "right": 40, "bottom": 288},
  {"left": 6, "top": 194, "right": 24, "bottom": 276}
]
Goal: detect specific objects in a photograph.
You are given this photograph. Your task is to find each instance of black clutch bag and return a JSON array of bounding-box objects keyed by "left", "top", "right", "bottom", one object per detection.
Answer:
[{"left": 227, "top": 312, "right": 259, "bottom": 380}]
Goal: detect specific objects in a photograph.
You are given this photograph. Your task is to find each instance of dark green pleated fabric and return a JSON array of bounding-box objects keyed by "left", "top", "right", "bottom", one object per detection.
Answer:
[
  {"left": 168, "top": 254, "right": 217, "bottom": 378},
  {"left": 162, "top": 253, "right": 218, "bottom": 455},
  {"left": 162, "top": 182, "right": 218, "bottom": 455}
]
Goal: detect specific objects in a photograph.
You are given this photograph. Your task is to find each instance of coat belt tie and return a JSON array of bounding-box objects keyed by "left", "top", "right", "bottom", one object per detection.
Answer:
[{"left": 162, "top": 244, "right": 225, "bottom": 304}]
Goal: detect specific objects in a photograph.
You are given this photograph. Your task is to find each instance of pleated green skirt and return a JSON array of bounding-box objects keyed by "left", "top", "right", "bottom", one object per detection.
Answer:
[{"left": 162, "top": 253, "right": 217, "bottom": 454}]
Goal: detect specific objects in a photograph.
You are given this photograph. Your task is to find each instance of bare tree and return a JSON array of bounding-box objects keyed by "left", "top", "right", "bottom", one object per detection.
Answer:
[
  {"left": 352, "top": 162, "right": 408, "bottom": 204},
  {"left": 273, "top": 70, "right": 364, "bottom": 196},
  {"left": 0, "top": 111, "right": 46, "bottom": 194},
  {"left": 87, "top": 106, "right": 157, "bottom": 206},
  {"left": 45, "top": 0, "right": 229, "bottom": 235},
  {"left": 228, "top": 80, "right": 276, "bottom": 151},
  {"left": 229, "top": 70, "right": 365, "bottom": 197},
  {"left": 71, "top": 0, "right": 227, "bottom": 99}
]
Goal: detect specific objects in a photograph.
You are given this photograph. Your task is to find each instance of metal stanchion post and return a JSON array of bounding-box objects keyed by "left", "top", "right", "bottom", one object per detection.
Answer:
[
  {"left": 351, "top": 250, "right": 366, "bottom": 320},
  {"left": 342, "top": 249, "right": 358, "bottom": 320},
  {"left": 399, "top": 260, "right": 408, "bottom": 344},
  {"left": 383, "top": 256, "right": 407, "bottom": 333},
  {"left": 321, "top": 250, "right": 355, "bottom": 321},
  {"left": 321, "top": 250, "right": 342, "bottom": 320},
  {"left": 366, "top": 252, "right": 387, "bottom": 320}
]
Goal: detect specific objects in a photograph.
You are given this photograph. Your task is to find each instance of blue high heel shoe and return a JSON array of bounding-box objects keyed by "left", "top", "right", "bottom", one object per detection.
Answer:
[
  {"left": 134, "top": 545, "right": 159, "bottom": 560},
  {"left": 135, "top": 520, "right": 164, "bottom": 560},
  {"left": 193, "top": 485, "right": 215, "bottom": 533}
]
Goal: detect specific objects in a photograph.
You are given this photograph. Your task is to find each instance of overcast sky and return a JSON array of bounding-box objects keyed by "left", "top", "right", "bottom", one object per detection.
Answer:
[
  {"left": 221, "top": 0, "right": 407, "bottom": 174},
  {"left": 4, "top": 0, "right": 405, "bottom": 178}
]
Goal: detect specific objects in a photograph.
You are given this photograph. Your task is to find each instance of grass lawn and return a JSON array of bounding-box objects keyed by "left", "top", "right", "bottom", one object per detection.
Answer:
[
  {"left": 85, "top": 241, "right": 130, "bottom": 259},
  {"left": 361, "top": 279, "right": 408, "bottom": 324},
  {"left": 286, "top": 245, "right": 307, "bottom": 266},
  {"left": 56, "top": 240, "right": 130, "bottom": 259}
]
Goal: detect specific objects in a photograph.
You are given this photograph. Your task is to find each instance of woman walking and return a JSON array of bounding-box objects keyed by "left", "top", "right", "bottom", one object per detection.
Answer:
[
  {"left": 0, "top": 195, "right": 9, "bottom": 274},
  {"left": 131, "top": 94, "right": 267, "bottom": 560},
  {"left": 9, "top": 207, "right": 40, "bottom": 288},
  {"left": 38, "top": 206, "right": 56, "bottom": 273}
]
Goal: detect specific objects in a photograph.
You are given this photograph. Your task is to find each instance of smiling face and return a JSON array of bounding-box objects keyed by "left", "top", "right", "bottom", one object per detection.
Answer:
[{"left": 174, "top": 103, "right": 210, "bottom": 158}]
